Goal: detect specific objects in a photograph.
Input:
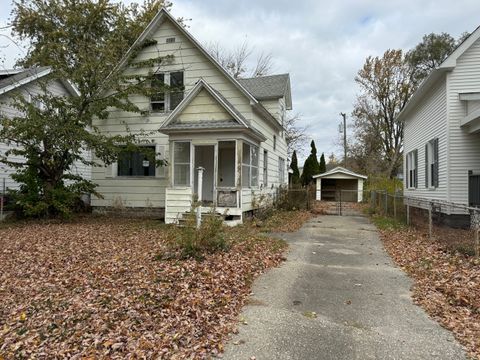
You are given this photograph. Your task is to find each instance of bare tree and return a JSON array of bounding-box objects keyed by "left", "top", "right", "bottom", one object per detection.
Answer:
[
  {"left": 285, "top": 113, "right": 308, "bottom": 158},
  {"left": 207, "top": 40, "right": 274, "bottom": 78}
]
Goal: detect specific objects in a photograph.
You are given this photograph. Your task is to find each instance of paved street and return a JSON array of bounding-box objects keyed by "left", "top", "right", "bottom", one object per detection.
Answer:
[{"left": 223, "top": 215, "right": 466, "bottom": 360}]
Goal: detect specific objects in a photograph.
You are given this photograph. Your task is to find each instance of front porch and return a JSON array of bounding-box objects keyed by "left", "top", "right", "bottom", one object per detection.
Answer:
[{"left": 164, "top": 137, "right": 262, "bottom": 224}]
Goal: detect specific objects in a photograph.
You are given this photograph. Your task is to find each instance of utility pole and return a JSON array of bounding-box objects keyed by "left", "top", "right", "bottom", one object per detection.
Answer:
[{"left": 340, "top": 112, "right": 347, "bottom": 167}]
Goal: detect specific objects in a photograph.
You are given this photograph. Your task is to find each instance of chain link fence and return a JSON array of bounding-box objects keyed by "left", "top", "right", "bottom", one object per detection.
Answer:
[{"left": 370, "top": 190, "right": 480, "bottom": 258}]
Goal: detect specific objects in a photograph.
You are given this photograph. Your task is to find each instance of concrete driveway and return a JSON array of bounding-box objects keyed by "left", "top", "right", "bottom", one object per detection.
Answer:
[{"left": 223, "top": 215, "right": 466, "bottom": 360}]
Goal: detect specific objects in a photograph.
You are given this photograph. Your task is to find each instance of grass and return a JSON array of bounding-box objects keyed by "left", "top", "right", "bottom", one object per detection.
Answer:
[{"left": 370, "top": 214, "right": 407, "bottom": 231}]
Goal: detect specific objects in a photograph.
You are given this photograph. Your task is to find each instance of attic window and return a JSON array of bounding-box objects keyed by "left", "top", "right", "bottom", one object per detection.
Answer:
[{"left": 166, "top": 37, "right": 176, "bottom": 44}]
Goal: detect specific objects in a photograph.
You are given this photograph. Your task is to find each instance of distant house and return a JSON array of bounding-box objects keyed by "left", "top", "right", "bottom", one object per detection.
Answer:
[
  {"left": 398, "top": 26, "right": 480, "bottom": 210},
  {"left": 0, "top": 67, "right": 90, "bottom": 191},
  {"left": 92, "top": 8, "right": 291, "bottom": 224},
  {"left": 314, "top": 166, "right": 367, "bottom": 203}
]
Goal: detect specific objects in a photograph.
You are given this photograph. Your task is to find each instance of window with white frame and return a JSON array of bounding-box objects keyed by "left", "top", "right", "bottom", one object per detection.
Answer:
[
  {"left": 273, "top": 135, "right": 277, "bottom": 150},
  {"left": 425, "top": 138, "right": 439, "bottom": 188},
  {"left": 151, "top": 71, "right": 184, "bottom": 112},
  {"left": 278, "top": 157, "right": 285, "bottom": 184},
  {"left": 263, "top": 150, "right": 268, "bottom": 186},
  {"left": 242, "top": 142, "right": 259, "bottom": 188},
  {"left": 173, "top": 141, "right": 190, "bottom": 186},
  {"left": 406, "top": 150, "right": 418, "bottom": 189}
]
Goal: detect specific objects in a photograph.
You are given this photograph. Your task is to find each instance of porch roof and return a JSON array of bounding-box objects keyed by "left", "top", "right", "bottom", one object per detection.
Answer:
[{"left": 161, "top": 121, "right": 267, "bottom": 142}]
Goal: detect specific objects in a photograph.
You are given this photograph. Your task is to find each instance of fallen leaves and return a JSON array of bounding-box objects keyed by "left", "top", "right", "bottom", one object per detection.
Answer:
[
  {"left": 0, "top": 215, "right": 296, "bottom": 359},
  {"left": 377, "top": 225, "right": 480, "bottom": 359}
]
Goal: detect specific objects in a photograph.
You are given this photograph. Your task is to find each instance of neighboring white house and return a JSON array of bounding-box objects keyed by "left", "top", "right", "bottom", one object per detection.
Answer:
[
  {"left": 399, "top": 26, "right": 480, "bottom": 210},
  {"left": 313, "top": 167, "right": 367, "bottom": 203},
  {"left": 0, "top": 67, "right": 91, "bottom": 191},
  {"left": 91, "top": 8, "right": 291, "bottom": 224}
]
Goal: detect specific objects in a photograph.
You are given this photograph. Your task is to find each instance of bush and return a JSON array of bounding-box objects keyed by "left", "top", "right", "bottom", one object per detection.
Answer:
[{"left": 168, "top": 209, "right": 229, "bottom": 260}]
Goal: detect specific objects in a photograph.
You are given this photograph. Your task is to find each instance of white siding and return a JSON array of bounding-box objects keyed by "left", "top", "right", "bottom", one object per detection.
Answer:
[
  {"left": 0, "top": 80, "right": 91, "bottom": 190},
  {"left": 446, "top": 38, "right": 480, "bottom": 204},
  {"left": 403, "top": 78, "right": 447, "bottom": 200},
  {"left": 92, "top": 15, "right": 289, "bottom": 214},
  {"left": 165, "top": 187, "right": 192, "bottom": 224}
]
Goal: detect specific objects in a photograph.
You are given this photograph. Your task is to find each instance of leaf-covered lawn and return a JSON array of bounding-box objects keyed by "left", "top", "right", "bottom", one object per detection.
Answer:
[
  {"left": 0, "top": 212, "right": 307, "bottom": 359},
  {"left": 375, "top": 219, "right": 480, "bottom": 359}
]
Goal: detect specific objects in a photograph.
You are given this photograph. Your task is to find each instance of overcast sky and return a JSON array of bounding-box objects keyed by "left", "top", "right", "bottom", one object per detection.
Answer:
[{"left": 1, "top": 0, "right": 479, "bottom": 162}]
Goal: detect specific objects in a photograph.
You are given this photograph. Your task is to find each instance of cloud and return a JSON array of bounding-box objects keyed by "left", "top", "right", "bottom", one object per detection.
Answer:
[
  {"left": 171, "top": 0, "right": 479, "bottom": 162},
  {"left": 2, "top": 0, "right": 479, "bottom": 163}
]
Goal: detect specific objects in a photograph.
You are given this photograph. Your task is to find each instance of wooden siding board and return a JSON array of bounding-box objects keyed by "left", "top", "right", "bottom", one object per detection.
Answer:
[
  {"left": 403, "top": 79, "right": 447, "bottom": 200},
  {"left": 446, "top": 38, "right": 480, "bottom": 204},
  {"left": 92, "top": 14, "right": 289, "bottom": 215}
]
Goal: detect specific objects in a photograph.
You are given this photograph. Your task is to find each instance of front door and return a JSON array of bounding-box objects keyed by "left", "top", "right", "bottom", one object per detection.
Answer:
[{"left": 194, "top": 145, "right": 215, "bottom": 204}]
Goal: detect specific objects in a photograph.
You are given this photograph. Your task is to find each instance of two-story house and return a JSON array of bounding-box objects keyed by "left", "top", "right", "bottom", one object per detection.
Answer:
[
  {"left": 399, "top": 26, "right": 480, "bottom": 222},
  {"left": 91, "top": 8, "right": 292, "bottom": 224}
]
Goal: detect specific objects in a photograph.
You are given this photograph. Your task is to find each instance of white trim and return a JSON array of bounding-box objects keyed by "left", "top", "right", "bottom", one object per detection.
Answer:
[
  {"left": 313, "top": 166, "right": 367, "bottom": 180},
  {"left": 161, "top": 78, "right": 249, "bottom": 129},
  {"left": 398, "top": 26, "right": 480, "bottom": 122},
  {"left": 459, "top": 92, "right": 480, "bottom": 101},
  {"left": 0, "top": 68, "right": 52, "bottom": 96},
  {"left": 114, "top": 8, "right": 258, "bottom": 105}
]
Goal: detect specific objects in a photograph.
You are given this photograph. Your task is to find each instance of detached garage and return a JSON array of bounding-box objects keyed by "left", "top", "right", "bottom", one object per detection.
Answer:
[{"left": 314, "top": 167, "right": 367, "bottom": 203}]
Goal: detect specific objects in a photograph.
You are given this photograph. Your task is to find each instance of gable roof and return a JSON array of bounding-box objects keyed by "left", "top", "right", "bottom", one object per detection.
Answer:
[
  {"left": 238, "top": 74, "right": 292, "bottom": 109},
  {"left": 115, "top": 7, "right": 283, "bottom": 131},
  {"left": 313, "top": 166, "right": 367, "bottom": 180},
  {"left": 160, "top": 79, "right": 266, "bottom": 141},
  {"left": 398, "top": 25, "right": 480, "bottom": 121},
  {"left": 0, "top": 66, "right": 79, "bottom": 97},
  {"left": 161, "top": 79, "right": 249, "bottom": 128}
]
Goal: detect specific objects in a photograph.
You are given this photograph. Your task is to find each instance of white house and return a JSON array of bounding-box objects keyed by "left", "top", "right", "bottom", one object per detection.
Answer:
[
  {"left": 0, "top": 67, "right": 91, "bottom": 191},
  {"left": 91, "top": 8, "right": 291, "bottom": 224},
  {"left": 399, "top": 26, "right": 480, "bottom": 211},
  {"left": 314, "top": 167, "right": 367, "bottom": 203}
]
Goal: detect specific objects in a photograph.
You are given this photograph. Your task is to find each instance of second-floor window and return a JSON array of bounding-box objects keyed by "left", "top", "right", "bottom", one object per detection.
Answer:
[{"left": 151, "top": 71, "right": 184, "bottom": 112}]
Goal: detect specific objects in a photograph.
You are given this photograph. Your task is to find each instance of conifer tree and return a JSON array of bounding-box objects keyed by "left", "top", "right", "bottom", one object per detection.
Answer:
[
  {"left": 290, "top": 150, "right": 300, "bottom": 186},
  {"left": 319, "top": 152, "right": 326, "bottom": 173}
]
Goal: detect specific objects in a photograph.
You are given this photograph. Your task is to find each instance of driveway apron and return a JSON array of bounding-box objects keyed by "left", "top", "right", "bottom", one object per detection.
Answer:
[{"left": 223, "top": 215, "right": 466, "bottom": 360}]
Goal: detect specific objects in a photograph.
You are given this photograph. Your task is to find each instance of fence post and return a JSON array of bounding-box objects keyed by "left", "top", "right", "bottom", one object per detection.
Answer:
[
  {"left": 306, "top": 188, "right": 309, "bottom": 210},
  {"left": 406, "top": 203, "right": 410, "bottom": 225},
  {"left": 393, "top": 192, "right": 397, "bottom": 221},
  {"left": 196, "top": 167, "right": 204, "bottom": 229},
  {"left": 475, "top": 228, "right": 479, "bottom": 258},
  {"left": 339, "top": 190, "right": 342, "bottom": 216},
  {"left": 384, "top": 189, "right": 388, "bottom": 216},
  {"left": 428, "top": 201, "right": 433, "bottom": 239}
]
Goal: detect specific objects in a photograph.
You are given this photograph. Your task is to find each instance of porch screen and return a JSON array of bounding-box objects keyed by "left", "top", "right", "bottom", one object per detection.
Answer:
[
  {"left": 242, "top": 142, "right": 259, "bottom": 188},
  {"left": 174, "top": 142, "right": 190, "bottom": 186}
]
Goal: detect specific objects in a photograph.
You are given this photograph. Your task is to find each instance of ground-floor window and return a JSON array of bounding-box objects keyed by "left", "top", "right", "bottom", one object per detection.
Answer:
[
  {"left": 406, "top": 150, "right": 417, "bottom": 189},
  {"left": 173, "top": 141, "right": 190, "bottom": 186},
  {"left": 242, "top": 142, "right": 259, "bottom": 188},
  {"left": 117, "top": 146, "right": 156, "bottom": 177}
]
